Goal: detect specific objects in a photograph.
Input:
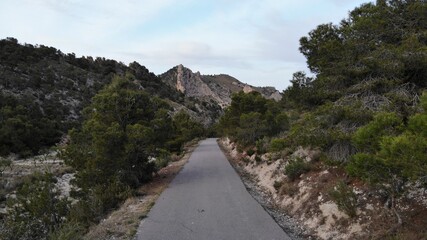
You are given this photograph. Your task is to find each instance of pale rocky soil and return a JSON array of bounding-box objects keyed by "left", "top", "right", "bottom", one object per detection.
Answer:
[{"left": 219, "top": 138, "right": 427, "bottom": 240}]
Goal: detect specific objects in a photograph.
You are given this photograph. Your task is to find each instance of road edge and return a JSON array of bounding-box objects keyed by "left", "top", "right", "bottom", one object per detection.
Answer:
[{"left": 217, "top": 138, "right": 310, "bottom": 240}]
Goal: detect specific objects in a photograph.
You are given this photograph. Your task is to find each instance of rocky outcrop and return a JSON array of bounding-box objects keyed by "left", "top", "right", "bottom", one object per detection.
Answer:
[
  {"left": 173, "top": 64, "right": 229, "bottom": 107},
  {"left": 160, "top": 65, "right": 282, "bottom": 109}
]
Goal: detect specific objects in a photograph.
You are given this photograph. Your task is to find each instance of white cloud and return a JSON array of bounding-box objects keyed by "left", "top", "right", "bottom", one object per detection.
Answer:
[{"left": 0, "top": 0, "right": 371, "bottom": 90}]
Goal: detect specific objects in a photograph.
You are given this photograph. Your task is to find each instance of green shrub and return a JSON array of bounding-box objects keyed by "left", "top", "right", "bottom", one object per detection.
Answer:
[
  {"left": 68, "top": 179, "right": 131, "bottom": 228},
  {"left": 217, "top": 91, "right": 289, "bottom": 145},
  {"left": 246, "top": 149, "right": 255, "bottom": 156},
  {"left": 352, "top": 112, "right": 403, "bottom": 153},
  {"left": 255, "top": 137, "right": 269, "bottom": 154},
  {"left": 154, "top": 149, "right": 171, "bottom": 170},
  {"left": 284, "top": 158, "right": 310, "bottom": 181},
  {"left": 0, "top": 173, "right": 69, "bottom": 240},
  {"left": 48, "top": 221, "right": 85, "bottom": 240},
  {"left": 0, "top": 157, "right": 12, "bottom": 176},
  {"left": 346, "top": 153, "right": 390, "bottom": 184},
  {"left": 269, "top": 138, "right": 287, "bottom": 152},
  {"left": 329, "top": 181, "right": 357, "bottom": 218},
  {"left": 347, "top": 94, "right": 427, "bottom": 184},
  {"left": 380, "top": 133, "right": 427, "bottom": 180},
  {"left": 273, "top": 180, "right": 283, "bottom": 191}
]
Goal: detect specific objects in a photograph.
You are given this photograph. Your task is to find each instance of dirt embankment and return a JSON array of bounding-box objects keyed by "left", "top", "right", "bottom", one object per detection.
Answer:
[{"left": 219, "top": 138, "right": 427, "bottom": 240}]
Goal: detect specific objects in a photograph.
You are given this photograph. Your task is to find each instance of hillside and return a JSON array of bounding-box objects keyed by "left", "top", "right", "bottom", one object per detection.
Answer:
[
  {"left": 0, "top": 37, "right": 183, "bottom": 156},
  {"left": 160, "top": 64, "right": 282, "bottom": 108},
  {"left": 0, "top": 37, "right": 287, "bottom": 240},
  {"left": 0, "top": 38, "right": 283, "bottom": 157},
  {"left": 217, "top": 1, "right": 427, "bottom": 239}
]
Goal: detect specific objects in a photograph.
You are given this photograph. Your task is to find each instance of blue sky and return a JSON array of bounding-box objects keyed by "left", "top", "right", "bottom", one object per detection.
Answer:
[{"left": 0, "top": 0, "right": 371, "bottom": 90}]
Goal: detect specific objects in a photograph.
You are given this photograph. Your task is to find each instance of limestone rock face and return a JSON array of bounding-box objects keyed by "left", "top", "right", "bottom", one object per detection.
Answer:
[
  {"left": 243, "top": 85, "right": 254, "bottom": 93},
  {"left": 161, "top": 64, "right": 282, "bottom": 109},
  {"left": 268, "top": 90, "right": 283, "bottom": 101},
  {"left": 173, "top": 64, "right": 227, "bottom": 107}
]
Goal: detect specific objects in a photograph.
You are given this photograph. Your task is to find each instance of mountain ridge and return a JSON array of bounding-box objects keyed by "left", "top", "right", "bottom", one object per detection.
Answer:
[
  {"left": 0, "top": 37, "right": 279, "bottom": 156},
  {"left": 160, "top": 64, "right": 282, "bottom": 108}
]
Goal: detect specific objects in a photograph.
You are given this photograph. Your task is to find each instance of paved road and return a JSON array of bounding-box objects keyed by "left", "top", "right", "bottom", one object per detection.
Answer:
[{"left": 136, "top": 138, "right": 291, "bottom": 240}]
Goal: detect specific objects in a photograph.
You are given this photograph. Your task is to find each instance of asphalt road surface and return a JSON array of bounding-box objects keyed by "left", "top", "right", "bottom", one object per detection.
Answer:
[{"left": 136, "top": 138, "right": 291, "bottom": 240}]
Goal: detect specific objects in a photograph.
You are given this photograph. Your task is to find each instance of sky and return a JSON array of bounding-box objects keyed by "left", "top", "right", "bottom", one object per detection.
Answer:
[{"left": 0, "top": 0, "right": 372, "bottom": 91}]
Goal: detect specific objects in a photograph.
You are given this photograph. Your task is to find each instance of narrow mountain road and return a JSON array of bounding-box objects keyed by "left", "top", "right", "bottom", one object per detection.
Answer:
[{"left": 136, "top": 138, "right": 291, "bottom": 240}]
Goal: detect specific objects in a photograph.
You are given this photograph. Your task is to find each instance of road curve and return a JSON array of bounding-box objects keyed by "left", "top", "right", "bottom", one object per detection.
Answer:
[{"left": 136, "top": 138, "right": 291, "bottom": 240}]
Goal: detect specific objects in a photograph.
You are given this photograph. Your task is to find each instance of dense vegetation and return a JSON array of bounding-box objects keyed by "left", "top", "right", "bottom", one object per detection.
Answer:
[
  {"left": 0, "top": 37, "right": 217, "bottom": 239},
  {"left": 218, "top": 91, "right": 289, "bottom": 146},
  {"left": 0, "top": 75, "right": 205, "bottom": 239},
  {"left": 218, "top": 0, "right": 427, "bottom": 225},
  {"left": 0, "top": 37, "right": 183, "bottom": 157},
  {"left": 1, "top": 0, "right": 426, "bottom": 238}
]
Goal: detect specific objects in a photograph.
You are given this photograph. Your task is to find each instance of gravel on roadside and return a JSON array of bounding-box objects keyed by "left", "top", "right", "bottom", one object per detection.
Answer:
[{"left": 218, "top": 140, "right": 313, "bottom": 240}]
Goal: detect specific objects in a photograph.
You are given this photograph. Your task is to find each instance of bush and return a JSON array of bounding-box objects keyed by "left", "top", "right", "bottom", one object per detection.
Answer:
[
  {"left": 154, "top": 149, "right": 171, "bottom": 170},
  {"left": 329, "top": 181, "right": 357, "bottom": 218},
  {"left": 284, "top": 158, "right": 310, "bottom": 181},
  {"left": 0, "top": 173, "right": 69, "bottom": 240},
  {"left": 255, "top": 137, "right": 269, "bottom": 154},
  {"left": 48, "top": 221, "right": 85, "bottom": 240},
  {"left": 346, "top": 153, "right": 390, "bottom": 184},
  {"left": 246, "top": 149, "right": 255, "bottom": 156},
  {"left": 269, "top": 138, "right": 287, "bottom": 152},
  {"left": 352, "top": 112, "right": 403, "bottom": 153},
  {"left": 218, "top": 91, "right": 289, "bottom": 145},
  {"left": 68, "top": 179, "right": 131, "bottom": 228},
  {"left": 0, "top": 157, "right": 12, "bottom": 176},
  {"left": 347, "top": 94, "right": 427, "bottom": 184},
  {"left": 273, "top": 180, "right": 283, "bottom": 191}
]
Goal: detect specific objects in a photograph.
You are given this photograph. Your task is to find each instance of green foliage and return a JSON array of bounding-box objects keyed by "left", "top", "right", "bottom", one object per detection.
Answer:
[
  {"left": 168, "top": 111, "right": 205, "bottom": 152},
  {"left": 352, "top": 112, "right": 403, "bottom": 153},
  {"left": 284, "top": 1, "right": 427, "bottom": 110},
  {"left": 281, "top": 71, "right": 322, "bottom": 109},
  {"left": 380, "top": 133, "right": 427, "bottom": 180},
  {"left": 154, "top": 149, "right": 172, "bottom": 170},
  {"left": 284, "top": 158, "right": 310, "bottom": 181},
  {"left": 0, "top": 93, "right": 62, "bottom": 157},
  {"left": 246, "top": 149, "right": 255, "bottom": 156},
  {"left": 61, "top": 75, "right": 205, "bottom": 233},
  {"left": 288, "top": 103, "right": 373, "bottom": 162},
  {"left": 273, "top": 180, "right": 283, "bottom": 191},
  {"left": 347, "top": 92, "right": 427, "bottom": 184},
  {"left": 255, "top": 137, "right": 270, "bottom": 154},
  {"left": 66, "top": 178, "right": 132, "bottom": 229},
  {"left": 346, "top": 153, "right": 389, "bottom": 184},
  {"left": 237, "top": 112, "right": 264, "bottom": 146},
  {"left": 0, "top": 157, "right": 12, "bottom": 176},
  {"left": 218, "top": 91, "right": 289, "bottom": 146},
  {"left": 0, "top": 173, "right": 69, "bottom": 240},
  {"left": 269, "top": 138, "right": 287, "bottom": 152},
  {"left": 64, "top": 75, "right": 173, "bottom": 191},
  {"left": 0, "top": 38, "right": 182, "bottom": 157},
  {"left": 329, "top": 181, "right": 357, "bottom": 218},
  {"left": 421, "top": 93, "right": 427, "bottom": 111},
  {"left": 48, "top": 221, "right": 85, "bottom": 240}
]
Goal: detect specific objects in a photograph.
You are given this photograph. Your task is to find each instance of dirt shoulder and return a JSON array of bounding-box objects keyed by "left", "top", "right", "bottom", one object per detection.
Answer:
[
  {"left": 218, "top": 138, "right": 427, "bottom": 240},
  {"left": 84, "top": 140, "right": 200, "bottom": 240}
]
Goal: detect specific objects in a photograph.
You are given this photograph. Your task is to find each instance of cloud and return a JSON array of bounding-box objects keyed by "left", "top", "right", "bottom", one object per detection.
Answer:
[{"left": 0, "top": 0, "right": 372, "bottom": 90}]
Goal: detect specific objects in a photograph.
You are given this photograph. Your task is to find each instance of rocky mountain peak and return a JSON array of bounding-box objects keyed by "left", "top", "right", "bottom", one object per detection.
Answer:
[{"left": 160, "top": 65, "right": 282, "bottom": 108}]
